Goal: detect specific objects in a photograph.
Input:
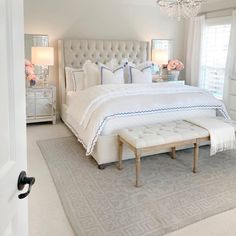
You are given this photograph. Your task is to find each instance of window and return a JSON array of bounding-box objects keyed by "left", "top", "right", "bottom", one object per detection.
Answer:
[{"left": 200, "top": 17, "right": 231, "bottom": 99}]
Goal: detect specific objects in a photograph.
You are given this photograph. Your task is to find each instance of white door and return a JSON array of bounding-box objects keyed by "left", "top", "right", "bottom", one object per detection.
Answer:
[{"left": 0, "top": 0, "right": 30, "bottom": 235}]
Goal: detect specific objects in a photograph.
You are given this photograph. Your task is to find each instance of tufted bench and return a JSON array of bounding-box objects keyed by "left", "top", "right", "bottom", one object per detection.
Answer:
[{"left": 117, "top": 120, "right": 211, "bottom": 187}]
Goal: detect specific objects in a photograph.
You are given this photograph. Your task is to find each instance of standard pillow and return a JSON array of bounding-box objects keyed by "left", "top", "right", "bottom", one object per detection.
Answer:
[
  {"left": 100, "top": 65, "right": 124, "bottom": 84},
  {"left": 129, "top": 65, "right": 152, "bottom": 84},
  {"left": 65, "top": 67, "right": 85, "bottom": 92},
  {"left": 83, "top": 60, "right": 100, "bottom": 89}
]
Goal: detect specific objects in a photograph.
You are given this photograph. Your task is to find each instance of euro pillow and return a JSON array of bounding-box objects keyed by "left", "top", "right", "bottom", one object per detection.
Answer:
[
  {"left": 105, "top": 58, "right": 119, "bottom": 70},
  {"left": 122, "top": 60, "right": 154, "bottom": 83},
  {"left": 100, "top": 65, "right": 124, "bottom": 84},
  {"left": 83, "top": 60, "right": 100, "bottom": 89},
  {"left": 65, "top": 67, "right": 85, "bottom": 92},
  {"left": 129, "top": 65, "right": 152, "bottom": 84}
]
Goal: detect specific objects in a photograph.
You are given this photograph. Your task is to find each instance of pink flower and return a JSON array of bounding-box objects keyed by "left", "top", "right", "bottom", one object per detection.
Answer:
[
  {"left": 25, "top": 59, "right": 37, "bottom": 82},
  {"left": 167, "top": 59, "right": 184, "bottom": 71},
  {"left": 176, "top": 62, "right": 184, "bottom": 71},
  {"left": 25, "top": 59, "right": 33, "bottom": 67},
  {"left": 25, "top": 66, "right": 34, "bottom": 76},
  {"left": 27, "top": 74, "right": 36, "bottom": 81}
]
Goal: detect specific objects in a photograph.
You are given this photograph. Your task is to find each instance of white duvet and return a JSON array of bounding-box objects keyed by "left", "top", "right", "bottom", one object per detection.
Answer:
[{"left": 67, "top": 83, "right": 229, "bottom": 155}]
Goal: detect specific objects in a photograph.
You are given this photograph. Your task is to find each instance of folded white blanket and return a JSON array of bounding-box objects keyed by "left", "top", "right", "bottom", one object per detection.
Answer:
[{"left": 186, "top": 117, "right": 236, "bottom": 155}]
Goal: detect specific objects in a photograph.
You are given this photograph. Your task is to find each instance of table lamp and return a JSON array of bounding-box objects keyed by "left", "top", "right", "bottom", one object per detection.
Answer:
[
  {"left": 31, "top": 46, "right": 54, "bottom": 85},
  {"left": 152, "top": 48, "right": 169, "bottom": 80}
]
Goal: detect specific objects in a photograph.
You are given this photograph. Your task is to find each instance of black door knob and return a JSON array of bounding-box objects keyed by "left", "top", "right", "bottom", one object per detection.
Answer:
[{"left": 17, "top": 171, "right": 35, "bottom": 199}]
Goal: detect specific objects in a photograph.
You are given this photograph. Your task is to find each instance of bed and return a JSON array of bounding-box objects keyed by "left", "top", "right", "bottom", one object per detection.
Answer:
[{"left": 58, "top": 39, "right": 228, "bottom": 167}]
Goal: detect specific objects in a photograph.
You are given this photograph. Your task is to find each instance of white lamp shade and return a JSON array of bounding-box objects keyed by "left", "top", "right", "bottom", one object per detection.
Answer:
[
  {"left": 31, "top": 47, "right": 54, "bottom": 66},
  {"left": 152, "top": 49, "right": 168, "bottom": 66}
]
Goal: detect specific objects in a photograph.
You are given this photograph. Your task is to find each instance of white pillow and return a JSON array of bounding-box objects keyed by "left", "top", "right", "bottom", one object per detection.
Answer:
[
  {"left": 105, "top": 58, "right": 119, "bottom": 70},
  {"left": 100, "top": 65, "right": 124, "bottom": 84},
  {"left": 83, "top": 60, "right": 100, "bottom": 89},
  {"left": 123, "top": 60, "right": 154, "bottom": 84},
  {"left": 123, "top": 61, "right": 135, "bottom": 83},
  {"left": 129, "top": 65, "right": 152, "bottom": 84},
  {"left": 65, "top": 67, "right": 85, "bottom": 92}
]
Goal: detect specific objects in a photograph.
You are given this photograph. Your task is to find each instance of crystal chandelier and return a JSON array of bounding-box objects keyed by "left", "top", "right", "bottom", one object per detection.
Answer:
[{"left": 157, "top": 0, "right": 206, "bottom": 21}]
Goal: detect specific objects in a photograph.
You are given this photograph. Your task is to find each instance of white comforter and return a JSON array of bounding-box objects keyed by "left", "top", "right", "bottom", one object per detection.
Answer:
[{"left": 67, "top": 83, "right": 229, "bottom": 155}]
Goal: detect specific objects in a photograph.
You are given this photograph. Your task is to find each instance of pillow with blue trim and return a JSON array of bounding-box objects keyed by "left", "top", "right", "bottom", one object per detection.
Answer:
[
  {"left": 99, "top": 64, "right": 124, "bottom": 84},
  {"left": 122, "top": 59, "right": 153, "bottom": 84},
  {"left": 65, "top": 67, "right": 85, "bottom": 92},
  {"left": 129, "top": 64, "right": 153, "bottom": 84}
]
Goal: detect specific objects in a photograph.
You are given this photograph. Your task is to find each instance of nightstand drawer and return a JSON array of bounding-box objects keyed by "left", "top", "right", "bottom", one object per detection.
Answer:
[
  {"left": 35, "top": 89, "right": 53, "bottom": 98},
  {"left": 36, "top": 99, "right": 53, "bottom": 116},
  {"left": 26, "top": 91, "right": 35, "bottom": 98},
  {"left": 26, "top": 99, "right": 35, "bottom": 117},
  {"left": 152, "top": 79, "right": 185, "bottom": 85}
]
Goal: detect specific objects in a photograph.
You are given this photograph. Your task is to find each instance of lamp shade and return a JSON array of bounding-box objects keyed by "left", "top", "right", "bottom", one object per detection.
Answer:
[
  {"left": 152, "top": 48, "right": 168, "bottom": 66},
  {"left": 31, "top": 47, "right": 54, "bottom": 66}
]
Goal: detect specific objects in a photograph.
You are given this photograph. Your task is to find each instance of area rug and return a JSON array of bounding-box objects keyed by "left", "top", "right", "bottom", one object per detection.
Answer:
[{"left": 38, "top": 136, "right": 236, "bottom": 236}]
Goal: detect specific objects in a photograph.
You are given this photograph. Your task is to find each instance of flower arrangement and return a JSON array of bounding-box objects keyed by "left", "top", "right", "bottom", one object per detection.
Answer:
[
  {"left": 167, "top": 59, "right": 184, "bottom": 71},
  {"left": 25, "top": 59, "right": 36, "bottom": 86}
]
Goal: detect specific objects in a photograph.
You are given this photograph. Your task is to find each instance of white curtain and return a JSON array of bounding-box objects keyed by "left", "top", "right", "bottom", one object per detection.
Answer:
[
  {"left": 223, "top": 10, "right": 236, "bottom": 111},
  {"left": 185, "top": 16, "right": 205, "bottom": 86}
]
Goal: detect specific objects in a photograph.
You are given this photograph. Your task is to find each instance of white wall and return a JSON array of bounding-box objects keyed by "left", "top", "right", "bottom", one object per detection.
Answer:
[{"left": 24, "top": 0, "right": 185, "bottom": 107}]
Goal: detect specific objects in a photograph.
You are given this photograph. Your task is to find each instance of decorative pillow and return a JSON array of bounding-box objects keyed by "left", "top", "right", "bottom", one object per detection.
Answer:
[
  {"left": 122, "top": 60, "right": 154, "bottom": 84},
  {"left": 65, "top": 67, "right": 85, "bottom": 92},
  {"left": 121, "top": 59, "right": 135, "bottom": 84},
  {"left": 105, "top": 58, "right": 119, "bottom": 70},
  {"left": 83, "top": 60, "right": 100, "bottom": 89},
  {"left": 100, "top": 65, "right": 124, "bottom": 84},
  {"left": 129, "top": 65, "right": 153, "bottom": 84}
]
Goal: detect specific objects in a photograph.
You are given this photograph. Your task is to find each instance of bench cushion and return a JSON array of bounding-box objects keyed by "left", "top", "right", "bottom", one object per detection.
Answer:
[{"left": 118, "top": 120, "right": 209, "bottom": 149}]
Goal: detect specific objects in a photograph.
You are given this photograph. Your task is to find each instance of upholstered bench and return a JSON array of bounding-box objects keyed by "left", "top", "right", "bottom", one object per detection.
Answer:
[{"left": 117, "top": 120, "right": 211, "bottom": 187}]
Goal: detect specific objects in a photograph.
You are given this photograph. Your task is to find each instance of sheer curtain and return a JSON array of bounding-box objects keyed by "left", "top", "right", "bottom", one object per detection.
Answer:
[
  {"left": 224, "top": 10, "right": 236, "bottom": 112},
  {"left": 186, "top": 16, "right": 205, "bottom": 86}
]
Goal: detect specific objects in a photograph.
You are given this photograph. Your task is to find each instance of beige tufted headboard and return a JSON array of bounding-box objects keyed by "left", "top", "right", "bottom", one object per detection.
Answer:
[{"left": 58, "top": 39, "right": 149, "bottom": 113}]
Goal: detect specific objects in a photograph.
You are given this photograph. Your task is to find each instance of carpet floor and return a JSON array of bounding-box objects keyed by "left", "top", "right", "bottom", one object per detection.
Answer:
[{"left": 38, "top": 136, "right": 236, "bottom": 236}]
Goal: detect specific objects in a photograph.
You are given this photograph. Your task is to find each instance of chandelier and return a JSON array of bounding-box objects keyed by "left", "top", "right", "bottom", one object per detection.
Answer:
[{"left": 157, "top": 0, "right": 206, "bottom": 21}]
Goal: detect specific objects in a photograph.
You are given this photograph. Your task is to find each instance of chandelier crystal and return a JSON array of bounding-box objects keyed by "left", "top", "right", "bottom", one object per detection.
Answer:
[{"left": 157, "top": 0, "right": 206, "bottom": 21}]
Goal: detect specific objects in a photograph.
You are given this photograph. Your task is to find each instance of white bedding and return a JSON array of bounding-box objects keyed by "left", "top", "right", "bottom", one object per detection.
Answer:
[
  {"left": 66, "top": 91, "right": 78, "bottom": 106},
  {"left": 66, "top": 83, "right": 229, "bottom": 155}
]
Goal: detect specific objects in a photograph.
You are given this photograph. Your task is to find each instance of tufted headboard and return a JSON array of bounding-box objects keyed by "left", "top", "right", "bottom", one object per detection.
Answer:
[{"left": 58, "top": 39, "right": 149, "bottom": 113}]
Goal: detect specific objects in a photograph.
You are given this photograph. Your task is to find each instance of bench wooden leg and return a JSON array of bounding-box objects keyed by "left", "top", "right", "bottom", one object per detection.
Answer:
[
  {"left": 135, "top": 151, "right": 141, "bottom": 187},
  {"left": 118, "top": 139, "right": 123, "bottom": 170},
  {"left": 171, "top": 147, "right": 176, "bottom": 159},
  {"left": 193, "top": 142, "right": 199, "bottom": 173}
]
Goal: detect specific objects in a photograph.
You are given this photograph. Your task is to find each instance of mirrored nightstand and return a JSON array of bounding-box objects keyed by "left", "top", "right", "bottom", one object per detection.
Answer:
[
  {"left": 26, "top": 85, "right": 56, "bottom": 124},
  {"left": 152, "top": 75, "right": 185, "bottom": 85}
]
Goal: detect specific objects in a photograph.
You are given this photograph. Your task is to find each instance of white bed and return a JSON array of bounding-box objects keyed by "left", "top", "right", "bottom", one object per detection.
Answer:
[{"left": 58, "top": 39, "right": 228, "bottom": 167}]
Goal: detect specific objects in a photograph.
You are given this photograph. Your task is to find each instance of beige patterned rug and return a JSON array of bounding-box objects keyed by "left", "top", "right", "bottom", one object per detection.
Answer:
[{"left": 38, "top": 136, "right": 236, "bottom": 236}]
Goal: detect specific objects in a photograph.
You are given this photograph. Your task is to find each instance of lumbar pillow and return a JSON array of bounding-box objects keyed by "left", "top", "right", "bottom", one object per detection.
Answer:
[
  {"left": 100, "top": 65, "right": 124, "bottom": 84},
  {"left": 65, "top": 67, "right": 85, "bottom": 92},
  {"left": 129, "top": 65, "right": 152, "bottom": 84},
  {"left": 83, "top": 60, "right": 100, "bottom": 89}
]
